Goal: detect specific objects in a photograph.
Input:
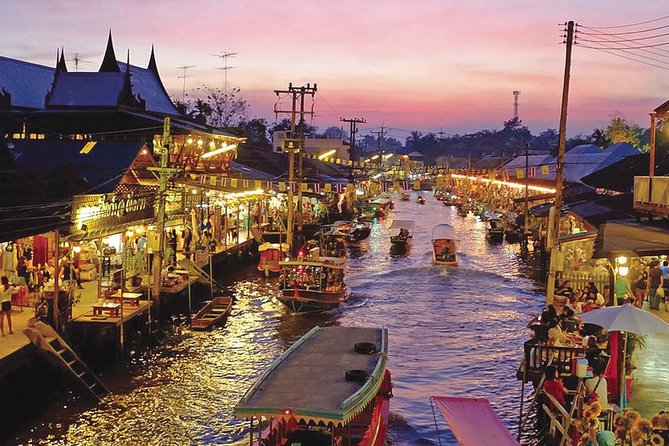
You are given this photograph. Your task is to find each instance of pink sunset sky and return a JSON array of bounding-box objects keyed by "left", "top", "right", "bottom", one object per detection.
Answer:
[{"left": 3, "top": 0, "right": 669, "bottom": 138}]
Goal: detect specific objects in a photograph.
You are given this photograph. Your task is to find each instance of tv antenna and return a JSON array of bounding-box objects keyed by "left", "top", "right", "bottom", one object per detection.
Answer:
[
  {"left": 513, "top": 90, "right": 521, "bottom": 120},
  {"left": 177, "top": 65, "right": 196, "bottom": 102},
  {"left": 70, "top": 53, "right": 94, "bottom": 72}
]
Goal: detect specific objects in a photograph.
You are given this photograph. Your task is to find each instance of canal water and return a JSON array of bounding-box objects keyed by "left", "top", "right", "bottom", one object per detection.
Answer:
[{"left": 11, "top": 194, "right": 546, "bottom": 445}]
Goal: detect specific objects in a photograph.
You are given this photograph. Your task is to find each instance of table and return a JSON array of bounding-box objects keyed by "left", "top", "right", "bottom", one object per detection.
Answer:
[
  {"left": 11, "top": 285, "right": 29, "bottom": 308},
  {"left": 110, "top": 291, "right": 142, "bottom": 306},
  {"left": 92, "top": 303, "right": 121, "bottom": 317}
]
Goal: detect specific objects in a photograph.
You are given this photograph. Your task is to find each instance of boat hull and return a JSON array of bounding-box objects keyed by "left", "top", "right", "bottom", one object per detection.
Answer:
[
  {"left": 191, "top": 296, "right": 233, "bottom": 330},
  {"left": 278, "top": 288, "right": 348, "bottom": 313}
]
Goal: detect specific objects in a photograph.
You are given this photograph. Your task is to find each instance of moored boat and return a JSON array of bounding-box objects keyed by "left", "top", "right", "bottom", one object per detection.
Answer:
[
  {"left": 432, "top": 224, "right": 458, "bottom": 266},
  {"left": 416, "top": 196, "right": 425, "bottom": 205},
  {"left": 257, "top": 242, "right": 290, "bottom": 277},
  {"left": 191, "top": 296, "right": 233, "bottom": 330},
  {"left": 400, "top": 191, "right": 410, "bottom": 201},
  {"left": 277, "top": 256, "right": 348, "bottom": 313},
  {"left": 331, "top": 220, "right": 371, "bottom": 243},
  {"left": 235, "top": 326, "right": 392, "bottom": 446},
  {"left": 486, "top": 219, "right": 505, "bottom": 243}
]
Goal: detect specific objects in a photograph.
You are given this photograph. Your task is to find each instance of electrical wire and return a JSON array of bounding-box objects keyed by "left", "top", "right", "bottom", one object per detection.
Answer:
[
  {"left": 577, "top": 45, "right": 669, "bottom": 71},
  {"left": 580, "top": 20, "right": 669, "bottom": 34},
  {"left": 578, "top": 29, "right": 669, "bottom": 43},
  {"left": 584, "top": 15, "right": 669, "bottom": 30}
]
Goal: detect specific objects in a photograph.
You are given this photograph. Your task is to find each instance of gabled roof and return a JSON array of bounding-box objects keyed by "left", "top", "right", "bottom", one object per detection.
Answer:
[
  {"left": 118, "top": 61, "right": 179, "bottom": 115},
  {"left": 503, "top": 154, "right": 554, "bottom": 169},
  {"left": 0, "top": 56, "right": 55, "bottom": 110},
  {"left": 8, "top": 140, "right": 148, "bottom": 193},
  {"left": 603, "top": 142, "right": 640, "bottom": 157},
  {"left": 46, "top": 72, "right": 127, "bottom": 108},
  {"left": 568, "top": 144, "right": 602, "bottom": 155}
]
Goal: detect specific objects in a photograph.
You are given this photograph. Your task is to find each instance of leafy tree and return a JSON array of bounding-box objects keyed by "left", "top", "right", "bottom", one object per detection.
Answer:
[
  {"left": 590, "top": 128, "right": 607, "bottom": 147},
  {"left": 268, "top": 118, "right": 317, "bottom": 136},
  {"left": 406, "top": 131, "right": 423, "bottom": 150},
  {"left": 320, "top": 126, "right": 347, "bottom": 139},
  {"left": 234, "top": 118, "right": 270, "bottom": 146},
  {"left": 605, "top": 112, "right": 641, "bottom": 148}
]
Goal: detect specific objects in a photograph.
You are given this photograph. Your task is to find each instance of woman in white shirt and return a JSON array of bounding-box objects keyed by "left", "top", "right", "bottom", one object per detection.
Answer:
[
  {"left": 585, "top": 361, "right": 610, "bottom": 410},
  {"left": 0, "top": 275, "right": 16, "bottom": 336}
]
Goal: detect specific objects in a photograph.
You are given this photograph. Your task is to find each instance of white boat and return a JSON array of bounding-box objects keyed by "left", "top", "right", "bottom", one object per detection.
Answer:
[{"left": 432, "top": 224, "right": 458, "bottom": 266}]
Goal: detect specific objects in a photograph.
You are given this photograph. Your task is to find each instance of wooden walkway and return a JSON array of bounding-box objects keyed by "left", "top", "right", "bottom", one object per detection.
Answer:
[
  {"left": 0, "top": 305, "right": 33, "bottom": 363},
  {"left": 629, "top": 303, "right": 669, "bottom": 417}
]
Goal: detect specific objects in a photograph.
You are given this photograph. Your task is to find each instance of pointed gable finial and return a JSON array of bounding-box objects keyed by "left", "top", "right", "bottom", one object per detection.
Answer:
[
  {"left": 147, "top": 44, "right": 159, "bottom": 74},
  {"left": 99, "top": 29, "right": 120, "bottom": 72},
  {"left": 56, "top": 46, "right": 68, "bottom": 72}
]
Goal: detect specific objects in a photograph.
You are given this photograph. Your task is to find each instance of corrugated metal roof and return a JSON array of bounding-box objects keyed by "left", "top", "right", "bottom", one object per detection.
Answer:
[
  {"left": 8, "top": 140, "right": 145, "bottom": 193},
  {"left": 47, "top": 72, "right": 126, "bottom": 108},
  {"left": 0, "top": 56, "right": 54, "bottom": 109},
  {"left": 119, "top": 62, "right": 179, "bottom": 115}
]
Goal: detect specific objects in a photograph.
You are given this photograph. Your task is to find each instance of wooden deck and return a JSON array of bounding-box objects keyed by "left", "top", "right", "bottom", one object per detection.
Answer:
[
  {"left": 70, "top": 301, "right": 152, "bottom": 326},
  {"left": 0, "top": 305, "right": 34, "bottom": 364}
]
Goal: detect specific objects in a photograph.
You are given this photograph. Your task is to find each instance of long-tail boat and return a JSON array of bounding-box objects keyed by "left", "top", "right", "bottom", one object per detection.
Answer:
[
  {"left": 277, "top": 256, "right": 348, "bottom": 313},
  {"left": 235, "top": 326, "right": 393, "bottom": 446}
]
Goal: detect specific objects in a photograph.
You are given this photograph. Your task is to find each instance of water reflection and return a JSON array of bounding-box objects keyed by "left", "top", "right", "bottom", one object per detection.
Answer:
[{"left": 14, "top": 193, "right": 546, "bottom": 445}]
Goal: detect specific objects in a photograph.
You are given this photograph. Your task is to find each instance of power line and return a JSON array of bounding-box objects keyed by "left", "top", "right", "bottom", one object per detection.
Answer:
[
  {"left": 578, "top": 45, "right": 669, "bottom": 71},
  {"left": 585, "top": 15, "right": 669, "bottom": 30}
]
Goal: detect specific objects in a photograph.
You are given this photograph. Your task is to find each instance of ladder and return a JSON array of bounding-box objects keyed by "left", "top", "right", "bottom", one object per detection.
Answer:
[
  {"left": 149, "top": 320, "right": 168, "bottom": 345},
  {"left": 23, "top": 320, "right": 109, "bottom": 401},
  {"left": 177, "top": 258, "right": 224, "bottom": 291}
]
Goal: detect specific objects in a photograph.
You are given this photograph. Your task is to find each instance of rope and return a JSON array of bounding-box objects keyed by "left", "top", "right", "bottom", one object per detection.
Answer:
[{"left": 429, "top": 397, "right": 443, "bottom": 446}]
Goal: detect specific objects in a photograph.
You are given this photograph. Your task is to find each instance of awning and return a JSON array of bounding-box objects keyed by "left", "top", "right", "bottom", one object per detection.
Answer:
[
  {"left": 431, "top": 397, "right": 518, "bottom": 446},
  {"left": 558, "top": 230, "right": 598, "bottom": 244},
  {"left": 594, "top": 222, "right": 669, "bottom": 258}
]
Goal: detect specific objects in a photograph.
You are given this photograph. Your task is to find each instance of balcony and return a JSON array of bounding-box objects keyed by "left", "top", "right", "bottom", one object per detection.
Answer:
[{"left": 634, "top": 176, "right": 669, "bottom": 217}]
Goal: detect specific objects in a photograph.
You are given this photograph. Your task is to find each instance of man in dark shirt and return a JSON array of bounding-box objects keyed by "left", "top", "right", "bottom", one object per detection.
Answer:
[{"left": 648, "top": 260, "right": 664, "bottom": 311}]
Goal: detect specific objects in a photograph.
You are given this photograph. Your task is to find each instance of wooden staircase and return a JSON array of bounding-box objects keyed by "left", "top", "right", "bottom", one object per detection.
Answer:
[
  {"left": 23, "top": 320, "right": 109, "bottom": 401},
  {"left": 149, "top": 320, "right": 168, "bottom": 345},
  {"left": 177, "top": 258, "right": 223, "bottom": 291}
]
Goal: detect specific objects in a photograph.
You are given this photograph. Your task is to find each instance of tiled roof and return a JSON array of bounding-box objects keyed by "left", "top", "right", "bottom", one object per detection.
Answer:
[
  {"left": 46, "top": 72, "right": 126, "bottom": 108},
  {"left": 119, "top": 62, "right": 180, "bottom": 115},
  {"left": 0, "top": 56, "right": 54, "bottom": 109},
  {"left": 8, "top": 140, "right": 146, "bottom": 193}
]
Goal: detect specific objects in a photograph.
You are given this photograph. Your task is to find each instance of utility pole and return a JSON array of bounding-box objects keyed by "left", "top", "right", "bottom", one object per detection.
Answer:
[
  {"left": 177, "top": 65, "right": 195, "bottom": 102},
  {"left": 546, "top": 20, "right": 574, "bottom": 305},
  {"left": 341, "top": 117, "right": 366, "bottom": 182},
  {"left": 273, "top": 83, "right": 317, "bottom": 246},
  {"left": 148, "top": 118, "right": 180, "bottom": 299},
  {"left": 372, "top": 126, "right": 386, "bottom": 154}
]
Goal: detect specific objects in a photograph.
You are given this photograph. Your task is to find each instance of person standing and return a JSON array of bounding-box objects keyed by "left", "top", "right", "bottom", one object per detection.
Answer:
[
  {"left": 182, "top": 227, "right": 193, "bottom": 260},
  {"left": 0, "top": 276, "right": 16, "bottom": 336},
  {"left": 648, "top": 260, "right": 664, "bottom": 311}
]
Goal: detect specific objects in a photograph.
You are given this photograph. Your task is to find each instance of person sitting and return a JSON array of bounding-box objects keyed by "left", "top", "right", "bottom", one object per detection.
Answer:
[
  {"left": 584, "top": 336, "right": 604, "bottom": 368},
  {"left": 561, "top": 307, "right": 580, "bottom": 333},
  {"left": 543, "top": 365, "right": 568, "bottom": 409},
  {"left": 556, "top": 280, "right": 574, "bottom": 298},
  {"left": 582, "top": 298, "right": 597, "bottom": 313},
  {"left": 547, "top": 319, "right": 569, "bottom": 347}
]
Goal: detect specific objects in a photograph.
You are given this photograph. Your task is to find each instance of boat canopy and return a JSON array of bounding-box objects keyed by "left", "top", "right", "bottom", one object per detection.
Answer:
[
  {"left": 236, "top": 326, "right": 388, "bottom": 426},
  {"left": 258, "top": 242, "right": 289, "bottom": 252},
  {"left": 371, "top": 197, "right": 392, "bottom": 205},
  {"left": 431, "top": 397, "right": 518, "bottom": 446},
  {"left": 432, "top": 224, "right": 456, "bottom": 240},
  {"left": 390, "top": 220, "right": 415, "bottom": 229},
  {"left": 279, "top": 257, "right": 346, "bottom": 269}
]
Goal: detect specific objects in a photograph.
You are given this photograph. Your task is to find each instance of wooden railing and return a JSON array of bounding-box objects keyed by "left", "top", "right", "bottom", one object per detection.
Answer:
[
  {"left": 524, "top": 340, "right": 585, "bottom": 376},
  {"left": 557, "top": 272, "right": 609, "bottom": 296}
]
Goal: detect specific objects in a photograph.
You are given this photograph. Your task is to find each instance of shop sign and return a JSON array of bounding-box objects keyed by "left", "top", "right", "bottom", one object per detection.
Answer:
[{"left": 73, "top": 194, "right": 155, "bottom": 232}]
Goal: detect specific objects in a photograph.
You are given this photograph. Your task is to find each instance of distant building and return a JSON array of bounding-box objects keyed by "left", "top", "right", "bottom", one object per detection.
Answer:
[{"left": 272, "top": 130, "right": 349, "bottom": 162}]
